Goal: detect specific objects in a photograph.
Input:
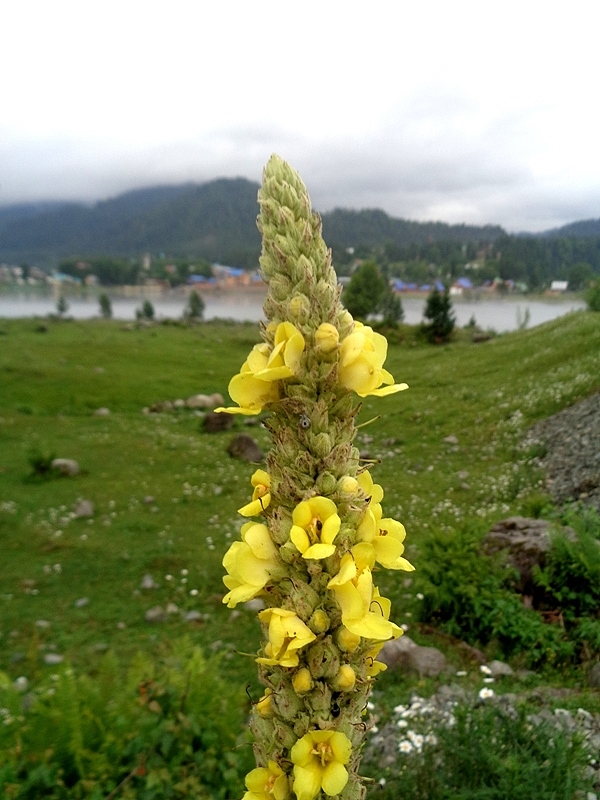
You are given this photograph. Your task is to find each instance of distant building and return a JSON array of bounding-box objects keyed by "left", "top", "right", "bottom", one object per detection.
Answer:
[{"left": 550, "top": 280, "right": 568, "bottom": 292}]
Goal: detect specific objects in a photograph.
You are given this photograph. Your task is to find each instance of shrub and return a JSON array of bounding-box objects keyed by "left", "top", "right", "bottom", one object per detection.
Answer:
[
  {"left": 184, "top": 290, "right": 205, "bottom": 321},
  {"left": 423, "top": 286, "right": 455, "bottom": 343},
  {"left": 98, "top": 293, "right": 112, "bottom": 319},
  {"left": 585, "top": 280, "right": 600, "bottom": 312},
  {"left": 0, "top": 642, "right": 252, "bottom": 799},
  {"left": 136, "top": 300, "right": 155, "bottom": 320}
]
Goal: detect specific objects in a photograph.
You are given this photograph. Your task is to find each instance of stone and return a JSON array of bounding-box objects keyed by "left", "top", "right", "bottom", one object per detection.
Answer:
[
  {"left": 140, "top": 574, "right": 159, "bottom": 589},
  {"left": 173, "top": 399, "right": 186, "bottom": 408},
  {"left": 148, "top": 400, "right": 173, "bottom": 413},
  {"left": 588, "top": 662, "right": 600, "bottom": 689},
  {"left": 208, "top": 392, "right": 224, "bottom": 407},
  {"left": 203, "top": 411, "right": 235, "bottom": 433},
  {"left": 186, "top": 393, "right": 211, "bottom": 409},
  {"left": 185, "top": 610, "right": 203, "bottom": 622},
  {"left": 482, "top": 516, "right": 576, "bottom": 595},
  {"left": 35, "top": 620, "right": 50, "bottom": 629},
  {"left": 143, "top": 495, "right": 155, "bottom": 504},
  {"left": 43, "top": 653, "right": 64, "bottom": 665},
  {"left": 73, "top": 499, "right": 94, "bottom": 518},
  {"left": 443, "top": 435, "right": 458, "bottom": 445},
  {"left": 51, "top": 458, "right": 79, "bottom": 477},
  {"left": 166, "top": 602, "right": 179, "bottom": 614},
  {"left": 488, "top": 659, "right": 515, "bottom": 677},
  {"left": 227, "top": 433, "right": 264, "bottom": 462},
  {"left": 378, "top": 635, "right": 447, "bottom": 677},
  {"left": 74, "top": 597, "right": 89, "bottom": 608},
  {"left": 145, "top": 606, "right": 167, "bottom": 623},
  {"left": 94, "top": 407, "right": 110, "bottom": 416}
]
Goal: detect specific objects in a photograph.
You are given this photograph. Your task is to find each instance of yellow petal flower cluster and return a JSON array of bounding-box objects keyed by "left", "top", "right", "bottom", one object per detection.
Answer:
[
  {"left": 222, "top": 522, "right": 281, "bottom": 608},
  {"left": 338, "top": 321, "right": 408, "bottom": 398},
  {"left": 238, "top": 469, "right": 271, "bottom": 517},
  {"left": 256, "top": 608, "right": 317, "bottom": 668},
  {"left": 243, "top": 760, "right": 289, "bottom": 800},
  {"left": 290, "top": 496, "right": 341, "bottom": 560},
  {"left": 291, "top": 730, "right": 352, "bottom": 800},
  {"left": 216, "top": 322, "right": 305, "bottom": 415},
  {"left": 356, "top": 509, "right": 414, "bottom": 572},
  {"left": 327, "top": 552, "right": 401, "bottom": 641}
]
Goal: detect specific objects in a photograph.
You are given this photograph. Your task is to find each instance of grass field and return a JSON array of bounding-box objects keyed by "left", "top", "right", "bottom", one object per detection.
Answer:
[{"left": 1, "top": 311, "right": 599, "bottom": 797}]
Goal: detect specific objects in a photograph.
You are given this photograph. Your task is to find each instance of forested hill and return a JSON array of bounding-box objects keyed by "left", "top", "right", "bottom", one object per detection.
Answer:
[
  {"left": 0, "top": 178, "right": 505, "bottom": 268},
  {"left": 537, "top": 218, "right": 600, "bottom": 239}
]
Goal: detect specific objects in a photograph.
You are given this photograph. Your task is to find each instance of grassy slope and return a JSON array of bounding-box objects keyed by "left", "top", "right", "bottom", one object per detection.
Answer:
[{"left": 0, "top": 312, "right": 599, "bottom": 694}]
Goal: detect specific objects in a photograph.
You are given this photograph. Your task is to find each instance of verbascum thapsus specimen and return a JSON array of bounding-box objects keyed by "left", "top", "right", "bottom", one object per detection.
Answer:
[{"left": 217, "top": 155, "right": 413, "bottom": 800}]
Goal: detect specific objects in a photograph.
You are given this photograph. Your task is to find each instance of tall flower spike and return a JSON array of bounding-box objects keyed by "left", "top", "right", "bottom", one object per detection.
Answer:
[{"left": 221, "top": 155, "right": 412, "bottom": 800}]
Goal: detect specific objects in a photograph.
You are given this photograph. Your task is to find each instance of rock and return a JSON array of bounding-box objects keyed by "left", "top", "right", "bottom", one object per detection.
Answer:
[
  {"left": 378, "top": 635, "right": 418, "bottom": 668},
  {"left": 173, "top": 399, "right": 186, "bottom": 409},
  {"left": 143, "top": 495, "right": 155, "bottom": 504},
  {"left": 443, "top": 435, "right": 458, "bottom": 445},
  {"left": 227, "top": 433, "right": 264, "bottom": 462},
  {"left": 203, "top": 411, "right": 235, "bottom": 433},
  {"left": 14, "top": 676, "right": 29, "bottom": 692},
  {"left": 35, "top": 620, "right": 50, "bottom": 629},
  {"left": 44, "top": 653, "right": 64, "bottom": 665},
  {"left": 166, "top": 602, "right": 179, "bottom": 614},
  {"left": 140, "top": 574, "right": 159, "bottom": 589},
  {"left": 185, "top": 610, "right": 203, "bottom": 622},
  {"left": 482, "top": 516, "right": 576, "bottom": 595},
  {"left": 378, "top": 635, "right": 447, "bottom": 677},
  {"left": 488, "top": 659, "right": 515, "bottom": 677},
  {"left": 208, "top": 392, "right": 224, "bottom": 407},
  {"left": 145, "top": 606, "right": 167, "bottom": 623},
  {"left": 186, "top": 393, "right": 211, "bottom": 409},
  {"left": 73, "top": 499, "right": 94, "bottom": 518},
  {"left": 148, "top": 400, "right": 173, "bottom": 413},
  {"left": 75, "top": 597, "right": 89, "bottom": 608},
  {"left": 588, "top": 662, "right": 600, "bottom": 689},
  {"left": 94, "top": 407, "right": 110, "bottom": 416},
  {"left": 51, "top": 458, "right": 79, "bottom": 477}
]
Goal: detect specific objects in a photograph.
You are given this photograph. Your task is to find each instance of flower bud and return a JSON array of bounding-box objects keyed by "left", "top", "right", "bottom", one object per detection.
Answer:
[
  {"left": 293, "top": 667, "right": 313, "bottom": 694},
  {"left": 336, "top": 627, "right": 361, "bottom": 653},
  {"left": 309, "top": 609, "right": 330, "bottom": 634},
  {"left": 256, "top": 689, "right": 274, "bottom": 718},
  {"left": 333, "top": 664, "right": 356, "bottom": 692},
  {"left": 289, "top": 293, "right": 311, "bottom": 321},
  {"left": 315, "top": 471, "right": 337, "bottom": 496},
  {"left": 315, "top": 323, "right": 339, "bottom": 354},
  {"left": 311, "top": 432, "right": 332, "bottom": 459},
  {"left": 338, "top": 476, "right": 359, "bottom": 495}
]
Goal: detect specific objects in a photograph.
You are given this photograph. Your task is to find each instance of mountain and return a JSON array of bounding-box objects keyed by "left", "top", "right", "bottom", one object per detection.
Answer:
[{"left": 538, "top": 218, "right": 600, "bottom": 239}]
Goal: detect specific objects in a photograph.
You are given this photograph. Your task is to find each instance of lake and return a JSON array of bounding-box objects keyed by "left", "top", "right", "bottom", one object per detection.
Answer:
[{"left": 0, "top": 288, "right": 586, "bottom": 333}]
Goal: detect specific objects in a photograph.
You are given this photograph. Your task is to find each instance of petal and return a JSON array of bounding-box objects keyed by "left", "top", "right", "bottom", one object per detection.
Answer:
[
  {"left": 293, "top": 765, "right": 322, "bottom": 800},
  {"left": 321, "top": 762, "right": 349, "bottom": 797},
  {"left": 273, "top": 774, "right": 290, "bottom": 800},
  {"left": 292, "top": 501, "right": 313, "bottom": 528},
  {"left": 359, "top": 382, "right": 408, "bottom": 398},
  {"left": 327, "top": 554, "right": 356, "bottom": 588},
  {"left": 332, "top": 581, "right": 365, "bottom": 622},
  {"left": 245, "top": 767, "right": 270, "bottom": 792},
  {"left": 320, "top": 514, "right": 341, "bottom": 544},
  {"left": 238, "top": 498, "right": 265, "bottom": 517},
  {"left": 244, "top": 524, "right": 277, "bottom": 559},
  {"left": 329, "top": 732, "right": 352, "bottom": 762},
  {"left": 307, "top": 496, "right": 337, "bottom": 520},
  {"left": 251, "top": 469, "right": 270, "bottom": 488},
  {"left": 229, "top": 372, "right": 279, "bottom": 410},
  {"left": 302, "top": 542, "right": 336, "bottom": 560},
  {"left": 290, "top": 525, "right": 310, "bottom": 554},
  {"left": 291, "top": 734, "right": 315, "bottom": 767},
  {"left": 223, "top": 583, "right": 261, "bottom": 607}
]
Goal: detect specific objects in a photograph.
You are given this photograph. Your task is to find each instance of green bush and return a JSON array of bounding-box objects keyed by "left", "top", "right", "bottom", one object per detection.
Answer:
[
  {"left": 417, "top": 524, "right": 574, "bottom": 667},
  {"left": 585, "top": 280, "right": 600, "bottom": 311},
  {"left": 364, "top": 703, "right": 592, "bottom": 800},
  {"left": 0, "top": 642, "right": 252, "bottom": 799},
  {"left": 422, "top": 286, "right": 455, "bottom": 343}
]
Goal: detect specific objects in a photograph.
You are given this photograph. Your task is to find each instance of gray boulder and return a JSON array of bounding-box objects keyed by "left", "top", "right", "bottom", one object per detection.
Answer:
[
  {"left": 73, "top": 499, "right": 94, "bottom": 518},
  {"left": 51, "top": 458, "right": 79, "bottom": 477},
  {"left": 378, "top": 635, "right": 447, "bottom": 677},
  {"left": 227, "top": 433, "right": 264, "bottom": 462}
]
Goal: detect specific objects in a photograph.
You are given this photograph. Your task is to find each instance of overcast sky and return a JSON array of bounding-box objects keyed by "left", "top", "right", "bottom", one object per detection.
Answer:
[{"left": 2, "top": 1, "right": 599, "bottom": 232}]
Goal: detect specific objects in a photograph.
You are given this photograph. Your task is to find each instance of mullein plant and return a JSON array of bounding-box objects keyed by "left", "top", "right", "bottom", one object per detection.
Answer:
[{"left": 216, "top": 155, "right": 413, "bottom": 800}]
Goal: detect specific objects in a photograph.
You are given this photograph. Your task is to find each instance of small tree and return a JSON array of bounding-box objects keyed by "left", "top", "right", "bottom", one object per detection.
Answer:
[
  {"left": 56, "top": 295, "right": 68, "bottom": 317},
  {"left": 586, "top": 280, "right": 600, "bottom": 312},
  {"left": 136, "top": 299, "right": 155, "bottom": 320},
  {"left": 185, "top": 290, "right": 205, "bottom": 321},
  {"left": 99, "top": 292, "right": 112, "bottom": 319},
  {"left": 343, "top": 260, "right": 402, "bottom": 325},
  {"left": 423, "top": 286, "right": 455, "bottom": 343}
]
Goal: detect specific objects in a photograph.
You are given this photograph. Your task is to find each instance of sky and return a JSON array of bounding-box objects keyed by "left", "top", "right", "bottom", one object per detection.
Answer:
[{"left": 1, "top": 0, "right": 599, "bottom": 232}]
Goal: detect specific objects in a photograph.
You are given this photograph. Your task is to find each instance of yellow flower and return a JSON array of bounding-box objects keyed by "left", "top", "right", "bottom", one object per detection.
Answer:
[
  {"left": 355, "top": 505, "right": 414, "bottom": 572},
  {"left": 222, "top": 522, "right": 281, "bottom": 608},
  {"left": 290, "top": 496, "right": 341, "bottom": 560},
  {"left": 327, "top": 553, "right": 402, "bottom": 641},
  {"left": 338, "top": 321, "right": 408, "bottom": 398},
  {"left": 253, "top": 322, "right": 305, "bottom": 381},
  {"left": 255, "top": 688, "right": 274, "bottom": 718},
  {"left": 239, "top": 469, "right": 272, "bottom": 517},
  {"left": 364, "top": 589, "right": 399, "bottom": 676},
  {"left": 218, "top": 351, "right": 280, "bottom": 415},
  {"left": 243, "top": 760, "right": 290, "bottom": 800},
  {"left": 215, "top": 323, "right": 304, "bottom": 415},
  {"left": 256, "top": 608, "right": 316, "bottom": 668},
  {"left": 291, "top": 730, "right": 352, "bottom": 800}
]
